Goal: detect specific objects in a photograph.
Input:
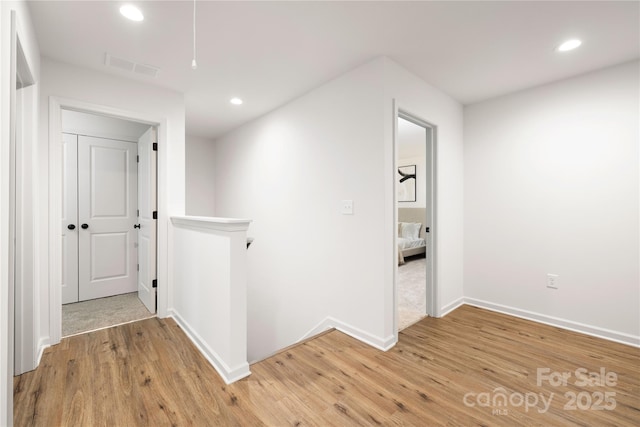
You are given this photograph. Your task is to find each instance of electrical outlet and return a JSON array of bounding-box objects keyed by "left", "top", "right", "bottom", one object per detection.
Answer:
[{"left": 547, "top": 274, "right": 559, "bottom": 289}]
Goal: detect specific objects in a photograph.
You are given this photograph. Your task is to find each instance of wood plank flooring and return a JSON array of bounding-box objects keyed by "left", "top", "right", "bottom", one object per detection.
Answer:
[{"left": 14, "top": 305, "right": 640, "bottom": 426}]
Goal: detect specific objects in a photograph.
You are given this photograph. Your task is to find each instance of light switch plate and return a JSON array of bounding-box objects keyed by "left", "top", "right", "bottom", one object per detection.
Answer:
[{"left": 342, "top": 200, "right": 353, "bottom": 215}]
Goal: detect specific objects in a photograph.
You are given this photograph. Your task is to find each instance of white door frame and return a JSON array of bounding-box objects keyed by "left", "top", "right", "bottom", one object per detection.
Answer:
[
  {"left": 12, "top": 20, "right": 37, "bottom": 376},
  {"left": 60, "top": 133, "right": 78, "bottom": 304},
  {"left": 48, "top": 97, "right": 166, "bottom": 345},
  {"left": 6, "top": 12, "right": 17, "bottom": 403},
  {"left": 393, "top": 106, "right": 438, "bottom": 335}
]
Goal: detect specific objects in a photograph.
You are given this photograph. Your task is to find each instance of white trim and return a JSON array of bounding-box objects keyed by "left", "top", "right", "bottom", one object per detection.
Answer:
[
  {"left": 390, "top": 98, "right": 399, "bottom": 343},
  {"left": 440, "top": 297, "right": 464, "bottom": 317},
  {"left": 36, "top": 337, "right": 50, "bottom": 365},
  {"left": 170, "top": 216, "right": 252, "bottom": 233},
  {"left": 169, "top": 310, "right": 251, "bottom": 384},
  {"left": 62, "top": 128, "right": 141, "bottom": 144},
  {"left": 1, "top": 11, "right": 18, "bottom": 425},
  {"left": 464, "top": 298, "right": 640, "bottom": 348},
  {"left": 248, "top": 317, "right": 334, "bottom": 365},
  {"left": 299, "top": 317, "right": 334, "bottom": 342},
  {"left": 13, "top": 32, "right": 40, "bottom": 376},
  {"left": 250, "top": 315, "right": 397, "bottom": 365},
  {"left": 48, "top": 97, "right": 166, "bottom": 346},
  {"left": 48, "top": 97, "right": 62, "bottom": 345},
  {"left": 331, "top": 317, "right": 397, "bottom": 351},
  {"left": 300, "top": 316, "right": 396, "bottom": 351}
]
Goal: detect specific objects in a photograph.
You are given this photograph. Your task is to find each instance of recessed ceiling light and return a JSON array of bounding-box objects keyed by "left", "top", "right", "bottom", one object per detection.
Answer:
[
  {"left": 230, "top": 97, "right": 243, "bottom": 105},
  {"left": 556, "top": 39, "right": 582, "bottom": 52},
  {"left": 120, "top": 4, "right": 144, "bottom": 22}
]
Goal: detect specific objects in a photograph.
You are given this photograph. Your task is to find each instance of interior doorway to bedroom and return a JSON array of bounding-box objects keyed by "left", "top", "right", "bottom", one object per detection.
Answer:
[{"left": 396, "top": 112, "right": 435, "bottom": 331}]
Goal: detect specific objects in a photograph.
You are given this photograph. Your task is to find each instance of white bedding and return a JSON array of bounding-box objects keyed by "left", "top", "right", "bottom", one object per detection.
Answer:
[{"left": 398, "top": 237, "right": 426, "bottom": 250}]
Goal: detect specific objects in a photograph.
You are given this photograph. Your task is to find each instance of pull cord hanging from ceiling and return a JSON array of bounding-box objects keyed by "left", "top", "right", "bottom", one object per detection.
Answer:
[{"left": 191, "top": 0, "right": 197, "bottom": 70}]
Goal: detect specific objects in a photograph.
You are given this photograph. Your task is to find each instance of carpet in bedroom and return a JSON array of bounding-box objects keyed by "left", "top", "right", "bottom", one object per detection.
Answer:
[
  {"left": 398, "top": 256, "right": 427, "bottom": 330},
  {"left": 62, "top": 292, "right": 155, "bottom": 337}
]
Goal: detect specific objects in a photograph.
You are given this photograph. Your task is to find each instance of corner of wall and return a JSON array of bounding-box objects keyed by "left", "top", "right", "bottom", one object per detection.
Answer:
[{"left": 170, "top": 310, "right": 251, "bottom": 384}]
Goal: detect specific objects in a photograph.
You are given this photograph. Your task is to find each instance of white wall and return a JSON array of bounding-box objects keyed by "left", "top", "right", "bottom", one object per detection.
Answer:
[
  {"left": 186, "top": 135, "right": 216, "bottom": 216},
  {"left": 464, "top": 60, "right": 640, "bottom": 344},
  {"left": 170, "top": 216, "right": 251, "bottom": 384},
  {"left": 38, "top": 58, "right": 186, "bottom": 349},
  {"left": 0, "top": 0, "right": 40, "bottom": 423},
  {"left": 214, "top": 57, "right": 464, "bottom": 361},
  {"left": 62, "top": 109, "right": 150, "bottom": 142},
  {"left": 215, "top": 57, "right": 387, "bottom": 361}
]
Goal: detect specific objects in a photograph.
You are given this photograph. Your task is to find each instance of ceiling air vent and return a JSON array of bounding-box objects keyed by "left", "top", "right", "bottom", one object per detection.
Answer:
[
  {"left": 105, "top": 53, "right": 134, "bottom": 72},
  {"left": 105, "top": 53, "right": 160, "bottom": 78},
  {"left": 134, "top": 63, "right": 160, "bottom": 78}
]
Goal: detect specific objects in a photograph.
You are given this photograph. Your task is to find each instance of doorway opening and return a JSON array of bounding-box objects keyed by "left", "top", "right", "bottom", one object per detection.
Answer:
[
  {"left": 59, "top": 109, "right": 157, "bottom": 337},
  {"left": 396, "top": 111, "right": 436, "bottom": 332}
]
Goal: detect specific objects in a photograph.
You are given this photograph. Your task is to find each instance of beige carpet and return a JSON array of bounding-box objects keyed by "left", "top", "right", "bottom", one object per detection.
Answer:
[
  {"left": 62, "top": 292, "right": 154, "bottom": 337},
  {"left": 398, "top": 256, "right": 427, "bottom": 330}
]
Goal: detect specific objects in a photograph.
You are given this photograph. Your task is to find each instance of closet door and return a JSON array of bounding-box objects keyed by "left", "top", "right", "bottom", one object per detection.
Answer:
[
  {"left": 136, "top": 127, "right": 157, "bottom": 313},
  {"left": 61, "top": 133, "right": 78, "bottom": 304},
  {"left": 77, "top": 135, "right": 138, "bottom": 301}
]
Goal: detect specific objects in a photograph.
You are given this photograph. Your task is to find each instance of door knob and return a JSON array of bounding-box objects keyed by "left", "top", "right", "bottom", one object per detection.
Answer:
[
  {"left": 81, "top": 223, "right": 89, "bottom": 229},
  {"left": 67, "top": 224, "right": 76, "bottom": 230},
  {"left": 134, "top": 224, "right": 141, "bottom": 229}
]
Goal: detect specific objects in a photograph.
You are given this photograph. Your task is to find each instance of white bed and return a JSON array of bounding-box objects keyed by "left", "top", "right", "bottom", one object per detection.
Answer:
[
  {"left": 398, "top": 208, "right": 427, "bottom": 265},
  {"left": 398, "top": 236, "right": 426, "bottom": 251}
]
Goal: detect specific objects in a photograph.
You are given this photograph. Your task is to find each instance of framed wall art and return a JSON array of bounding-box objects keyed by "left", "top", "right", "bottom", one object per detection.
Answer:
[{"left": 398, "top": 165, "right": 416, "bottom": 202}]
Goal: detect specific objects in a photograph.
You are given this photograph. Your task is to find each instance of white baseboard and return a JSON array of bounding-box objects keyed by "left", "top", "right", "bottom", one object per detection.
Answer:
[
  {"left": 169, "top": 310, "right": 251, "bottom": 384},
  {"left": 330, "top": 317, "right": 397, "bottom": 351},
  {"left": 440, "top": 297, "right": 465, "bottom": 317},
  {"left": 298, "top": 317, "right": 335, "bottom": 342},
  {"left": 464, "top": 298, "right": 640, "bottom": 348},
  {"left": 36, "top": 337, "right": 50, "bottom": 366},
  {"left": 248, "top": 318, "right": 336, "bottom": 364},
  {"left": 300, "top": 316, "right": 396, "bottom": 351},
  {"left": 248, "top": 316, "right": 396, "bottom": 365}
]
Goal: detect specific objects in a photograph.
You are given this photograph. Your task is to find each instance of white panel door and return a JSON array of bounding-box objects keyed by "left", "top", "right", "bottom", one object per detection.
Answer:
[
  {"left": 78, "top": 136, "right": 138, "bottom": 301},
  {"left": 61, "top": 133, "right": 79, "bottom": 304},
  {"left": 137, "top": 127, "right": 157, "bottom": 313}
]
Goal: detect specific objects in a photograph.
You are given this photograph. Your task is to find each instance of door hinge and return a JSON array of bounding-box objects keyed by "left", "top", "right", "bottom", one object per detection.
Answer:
[
  {"left": 137, "top": 209, "right": 139, "bottom": 217},
  {"left": 136, "top": 155, "right": 139, "bottom": 163},
  {"left": 137, "top": 264, "right": 139, "bottom": 271},
  {"left": 152, "top": 279, "right": 157, "bottom": 288},
  {"left": 152, "top": 211, "right": 157, "bottom": 220},
  {"left": 152, "top": 142, "right": 158, "bottom": 151}
]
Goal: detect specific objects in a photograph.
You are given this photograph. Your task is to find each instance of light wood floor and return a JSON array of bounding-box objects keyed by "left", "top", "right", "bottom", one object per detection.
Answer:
[{"left": 14, "top": 305, "right": 640, "bottom": 426}]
